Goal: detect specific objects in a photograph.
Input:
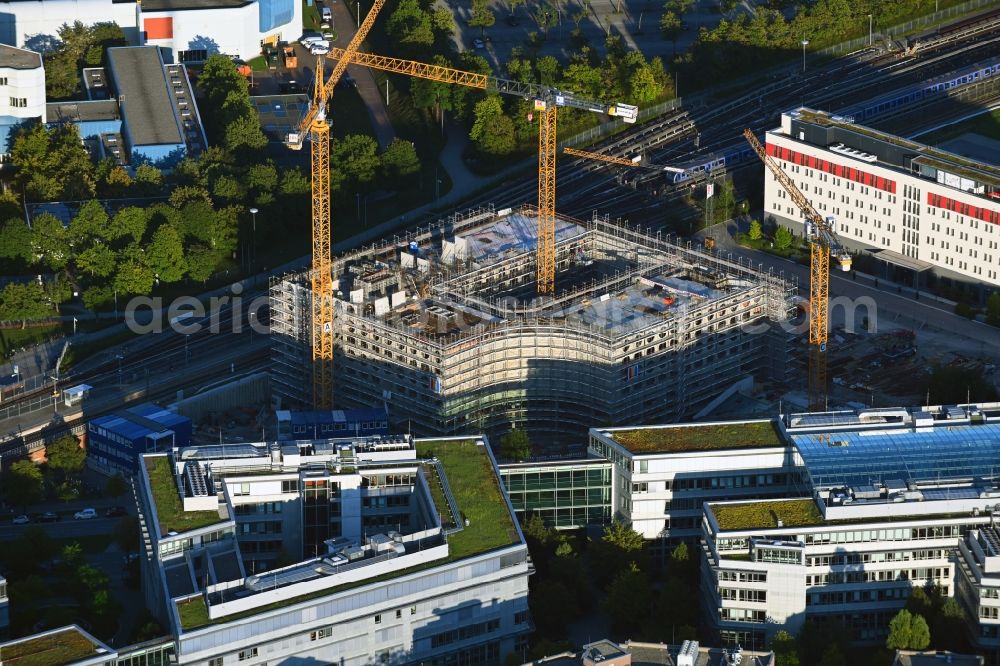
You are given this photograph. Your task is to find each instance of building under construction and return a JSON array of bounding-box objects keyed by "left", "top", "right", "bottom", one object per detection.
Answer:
[{"left": 270, "top": 205, "right": 795, "bottom": 443}]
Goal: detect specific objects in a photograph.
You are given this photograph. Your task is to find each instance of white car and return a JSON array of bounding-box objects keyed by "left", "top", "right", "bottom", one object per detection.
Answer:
[
  {"left": 12, "top": 514, "right": 29, "bottom": 525},
  {"left": 74, "top": 508, "right": 97, "bottom": 520},
  {"left": 299, "top": 33, "right": 324, "bottom": 47},
  {"left": 310, "top": 43, "right": 331, "bottom": 56}
]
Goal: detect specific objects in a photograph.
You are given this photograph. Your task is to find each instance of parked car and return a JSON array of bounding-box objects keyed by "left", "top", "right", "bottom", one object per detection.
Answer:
[
  {"left": 310, "top": 42, "right": 331, "bottom": 56},
  {"left": 12, "top": 514, "right": 29, "bottom": 525},
  {"left": 36, "top": 511, "right": 59, "bottom": 522},
  {"left": 74, "top": 508, "right": 97, "bottom": 520},
  {"left": 105, "top": 506, "right": 127, "bottom": 518},
  {"left": 472, "top": 37, "right": 485, "bottom": 49},
  {"left": 321, "top": 6, "right": 332, "bottom": 21},
  {"left": 299, "top": 33, "right": 325, "bottom": 47}
]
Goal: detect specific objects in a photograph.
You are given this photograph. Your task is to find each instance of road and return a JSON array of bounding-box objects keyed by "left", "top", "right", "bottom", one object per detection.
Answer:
[{"left": 0, "top": 515, "right": 121, "bottom": 541}]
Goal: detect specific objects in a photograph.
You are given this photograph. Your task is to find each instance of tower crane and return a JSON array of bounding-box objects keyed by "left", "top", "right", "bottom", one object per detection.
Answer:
[
  {"left": 563, "top": 146, "right": 686, "bottom": 175},
  {"left": 326, "top": 47, "right": 638, "bottom": 295},
  {"left": 742, "top": 128, "right": 852, "bottom": 412},
  {"left": 293, "top": 0, "right": 386, "bottom": 409}
]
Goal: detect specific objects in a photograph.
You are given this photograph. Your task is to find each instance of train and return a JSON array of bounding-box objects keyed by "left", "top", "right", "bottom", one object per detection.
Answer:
[
  {"left": 664, "top": 143, "right": 757, "bottom": 185},
  {"left": 842, "top": 59, "right": 1000, "bottom": 123},
  {"left": 906, "top": 7, "right": 1000, "bottom": 49}
]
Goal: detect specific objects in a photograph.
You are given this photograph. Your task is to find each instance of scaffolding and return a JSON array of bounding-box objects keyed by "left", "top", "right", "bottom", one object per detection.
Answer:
[{"left": 270, "top": 205, "right": 796, "bottom": 442}]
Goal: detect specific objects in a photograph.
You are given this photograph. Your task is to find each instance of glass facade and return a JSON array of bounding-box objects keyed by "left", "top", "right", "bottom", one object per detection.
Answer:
[
  {"left": 258, "top": 0, "right": 294, "bottom": 32},
  {"left": 500, "top": 461, "right": 612, "bottom": 529}
]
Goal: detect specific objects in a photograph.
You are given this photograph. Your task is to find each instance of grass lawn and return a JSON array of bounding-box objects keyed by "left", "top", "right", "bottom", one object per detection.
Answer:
[
  {"left": 610, "top": 421, "right": 783, "bottom": 454},
  {"left": 60, "top": 328, "right": 138, "bottom": 371},
  {"left": 914, "top": 108, "right": 1000, "bottom": 145},
  {"left": 247, "top": 56, "right": 267, "bottom": 72},
  {"left": 302, "top": 0, "right": 321, "bottom": 32},
  {"left": 0, "top": 324, "right": 62, "bottom": 358},
  {"left": 415, "top": 439, "right": 520, "bottom": 560},
  {"left": 0, "top": 627, "right": 99, "bottom": 666},
  {"left": 711, "top": 498, "right": 824, "bottom": 531},
  {"left": 144, "top": 456, "right": 222, "bottom": 537}
]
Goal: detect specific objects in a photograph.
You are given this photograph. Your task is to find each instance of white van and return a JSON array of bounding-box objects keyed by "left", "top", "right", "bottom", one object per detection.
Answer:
[{"left": 321, "top": 6, "right": 332, "bottom": 21}]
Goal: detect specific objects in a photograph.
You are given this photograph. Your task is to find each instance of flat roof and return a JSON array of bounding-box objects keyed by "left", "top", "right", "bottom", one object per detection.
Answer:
[
  {"left": 144, "top": 455, "right": 223, "bottom": 537},
  {"left": 894, "top": 651, "right": 983, "bottom": 666},
  {"left": 0, "top": 626, "right": 106, "bottom": 666},
  {"left": 92, "top": 402, "right": 188, "bottom": 440},
  {"left": 0, "top": 44, "right": 41, "bottom": 70},
  {"left": 175, "top": 438, "right": 522, "bottom": 631},
  {"left": 141, "top": 0, "right": 250, "bottom": 9},
  {"left": 46, "top": 100, "right": 119, "bottom": 123},
  {"left": 106, "top": 47, "right": 183, "bottom": 147},
  {"left": 606, "top": 420, "right": 784, "bottom": 454},
  {"left": 792, "top": 423, "right": 1000, "bottom": 489},
  {"left": 710, "top": 498, "right": 824, "bottom": 531}
]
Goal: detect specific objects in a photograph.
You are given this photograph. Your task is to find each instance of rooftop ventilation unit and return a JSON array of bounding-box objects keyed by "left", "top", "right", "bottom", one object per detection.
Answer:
[
  {"left": 677, "top": 640, "right": 699, "bottom": 666},
  {"left": 828, "top": 143, "right": 877, "bottom": 163}
]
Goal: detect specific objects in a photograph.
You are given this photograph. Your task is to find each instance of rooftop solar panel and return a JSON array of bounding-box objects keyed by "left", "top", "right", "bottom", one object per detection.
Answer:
[{"left": 792, "top": 424, "right": 1000, "bottom": 489}]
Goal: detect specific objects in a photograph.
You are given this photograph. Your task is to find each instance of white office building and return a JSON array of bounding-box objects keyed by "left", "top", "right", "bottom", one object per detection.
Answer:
[
  {"left": 764, "top": 107, "right": 1000, "bottom": 297},
  {"left": 700, "top": 403, "right": 1000, "bottom": 655},
  {"left": 0, "top": 44, "right": 44, "bottom": 162},
  {"left": 0, "top": 0, "right": 302, "bottom": 63},
  {"left": 135, "top": 434, "right": 530, "bottom": 665},
  {"left": 587, "top": 420, "right": 807, "bottom": 554}
]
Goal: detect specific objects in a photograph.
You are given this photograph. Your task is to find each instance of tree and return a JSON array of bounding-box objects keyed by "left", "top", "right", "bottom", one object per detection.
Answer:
[
  {"left": 469, "top": 0, "right": 496, "bottom": 36},
  {"left": 431, "top": 7, "right": 456, "bottom": 32},
  {"left": 533, "top": 3, "right": 557, "bottom": 37},
  {"left": 332, "top": 134, "right": 381, "bottom": 193},
  {"left": 536, "top": 56, "right": 560, "bottom": 86},
  {"left": 748, "top": 218, "right": 763, "bottom": 241},
  {"left": 987, "top": 292, "right": 1000, "bottom": 326},
  {"left": 380, "top": 138, "right": 421, "bottom": 182},
  {"left": 603, "top": 562, "right": 650, "bottom": 635},
  {"left": 30, "top": 213, "right": 71, "bottom": 269},
  {"left": 46, "top": 435, "right": 86, "bottom": 479},
  {"left": 0, "top": 282, "right": 53, "bottom": 327},
  {"left": 661, "top": 10, "right": 681, "bottom": 51},
  {"left": 77, "top": 244, "right": 117, "bottom": 278},
  {"left": 224, "top": 114, "right": 267, "bottom": 153},
  {"left": 4, "top": 460, "right": 43, "bottom": 509},
  {"left": 887, "top": 609, "right": 929, "bottom": 650},
  {"left": 923, "top": 365, "right": 997, "bottom": 405},
  {"left": 0, "top": 219, "right": 34, "bottom": 266},
  {"left": 186, "top": 244, "right": 217, "bottom": 283},
  {"left": 774, "top": 224, "right": 793, "bottom": 250},
  {"left": 772, "top": 630, "right": 799, "bottom": 666},
  {"left": 133, "top": 163, "right": 163, "bottom": 195},
  {"left": 909, "top": 614, "right": 930, "bottom": 650},
  {"left": 146, "top": 224, "right": 186, "bottom": 283},
  {"left": 499, "top": 429, "right": 532, "bottom": 461},
  {"left": 469, "top": 96, "right": 516, "bottom": 156},
  {"left": 105, "top": 473, "right": 129, "bottom": 500},
  {"left": 387, "top": 0, "right": 435, "bottom": 48},
  {"left": 509, "top": 0, "right": 527, "bottom": 16},
  {"left": 628, "top": 61, "right": 661, "bottom": 103}
]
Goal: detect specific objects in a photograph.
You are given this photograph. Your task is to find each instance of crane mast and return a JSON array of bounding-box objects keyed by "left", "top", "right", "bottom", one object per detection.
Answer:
[
  {"left": 742, "top": 128, "right": 851, "bottom": 411},
  {"left": 326, "top": 47, "right": 637, "bottom": 296},
  {"left": 298, "top": 0, "right": 386, "bottom": 409}
]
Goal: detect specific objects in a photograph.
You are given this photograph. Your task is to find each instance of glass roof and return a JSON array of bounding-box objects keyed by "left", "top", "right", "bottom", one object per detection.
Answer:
[{"left": 791, "top": 424, "right": 1000, "bottom": 488}]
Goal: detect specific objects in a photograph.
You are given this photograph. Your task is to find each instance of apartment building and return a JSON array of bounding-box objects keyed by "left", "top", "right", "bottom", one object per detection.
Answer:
[
  {"left": 135, "top": 434, "right": 530, "bottom": 666},
  {"left": 700, "top": 403, "right": 1000, "bottom": 653},
  {"left": 764, "top": 107, "right": 1000, "bottom": 297},
  {"left": 586, "top": 420, "right": 807, "bottom": 553}
]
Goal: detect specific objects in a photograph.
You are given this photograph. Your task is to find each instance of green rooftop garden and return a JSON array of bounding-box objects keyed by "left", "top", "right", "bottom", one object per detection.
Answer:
[
  {"left": 0, "top": 629, "right": 99, "bottom": 666},
  {"left": 174, "top": 439, "right": 521, "bottom": 632},
  {"left": 711, "top": 499, "right": 824, "bottom": 531},
  {"left": 145, "top": 456, "right": 223, "bottom": 537},
  {"left": 611, "top": 421, "right": 783, "bottom": 454}
]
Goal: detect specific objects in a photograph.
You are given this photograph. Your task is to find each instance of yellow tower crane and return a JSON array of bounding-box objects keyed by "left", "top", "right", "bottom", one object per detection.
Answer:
[
  {"left": 742, "top": 128, "right": 852, "bottom": 411},
  {"left": 291, "top": 0, "right": 386, "bottom": 409},
  {"left": 326, "top": 47, "right": 638, "bottom": 295}
]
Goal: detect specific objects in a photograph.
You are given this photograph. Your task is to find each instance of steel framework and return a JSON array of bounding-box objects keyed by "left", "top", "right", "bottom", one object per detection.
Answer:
[{"left": 326, "top": 47, "right": 636, "bottom": 296}]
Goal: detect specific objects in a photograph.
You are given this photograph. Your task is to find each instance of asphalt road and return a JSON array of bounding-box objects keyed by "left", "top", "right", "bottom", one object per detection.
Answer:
[{"left": 0, "top": 515, "right": 120, "bottom": 540}]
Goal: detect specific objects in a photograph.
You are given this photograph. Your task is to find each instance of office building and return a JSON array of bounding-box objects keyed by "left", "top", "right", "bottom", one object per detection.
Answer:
[
  {"left": 0, "top": 0, "right": 302, "bottom": 63},
  {"left": 135, "top": 434, "right": 530, "bottom": 665},
  {"left": 0, "top": 625, "right": 116, "bottom": 666},
  {"left": 0, "top": 575, "right": 8, "bottom": 640},
  {"left": 524, "top": 639, "right": 774, "bottom": 666},
  {"left": 700, "top": 403, "right": 1000, "bottom": 651},
  {"left": 276, "top": 406, "right": 389, "bottom": 441},
  {"left": 764, "top": 107, "right": 1000, "bottom": 297},
  {"left": 0, "top": 44, "right": 44, "bottom": 163},
  {"left": 499, "top": 458, "right": 613, "bottom": 531},
  {"left": 587, "top": 420, "right": 806, "bottom": 550},
  {"left": 87, "top": 402, "right": 191, "bottom": 475},
  {"left": 270, "top": 205, "right": 794, "bottom": 443}
]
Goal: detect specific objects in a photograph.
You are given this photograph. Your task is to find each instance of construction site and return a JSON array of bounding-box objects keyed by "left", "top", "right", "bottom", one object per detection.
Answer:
[{"left": 269, "top": 204, "right": 796, "bottom": 443}]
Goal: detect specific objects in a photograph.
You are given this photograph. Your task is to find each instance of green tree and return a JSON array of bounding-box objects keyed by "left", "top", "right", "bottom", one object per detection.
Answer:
[
  {"left": 923, "top": 365, "right": 997, "bottom": 404},
  {"left": 114, "top": 257, "right": 156, "bottom": 296},
  {"left": 4, "top": 460, "right": 43, "bottom": 509},
  {"left": 0, "top": 219, "right": 34, "bottom": 266},
  {"left": 886, "top": 609, "right": 914, "bottom": 649},
  {"left": 105, "top": 473, "right": 129, "bottom": 500},
  {"left": 603, "top": 562, "right": 650, "bottom": 635},
  {"left": 46, "top": 435, "right": 86, "bottom": 479},
  {"left": 909, "top": 614, "right": 931, "bottom": 650},
  {"left": 509, "top": 0, "right": 527, "bottom": 16},
  {"left": 387, "top": 0, "right": 435, "bottom": 48},
  {"left": 77, "top": 244, "right": 117, "bottom": 278},
  {"left": 431, "top": 7, "right": 456, "bottom": 32},
  {"left": 499, "top": 429, "right": 532, "bottom": 461},
  {"left": 772, "top": 630, "right": 799, "bottom": 666},
  {"left": 469, "top": 0, "right": 496, "bottom": 36},
  {"left": 660, "top": 10, "right": 681, "bottom": 51},
  {"left": 108, "top": 207, "right": 148, "bottom": 244},
  {"left": 280, "top": 168, "right": 311, "bottom": 195},
  {"left": 146, "top": 224, "right": 186, "bottom": 283},
  {"left": 380, "top": 138, "right": 421, "bottom": 182},
  {"left": 748, "top": 218, "right": 763, "bottom": 241},
  {"left": 533, "top": 3, "right": 557, "bottom": 37},
  {"left": 0, "top": 282, "right": 53, "bottom": 327},
  {"left": 627, "top": 61, "right": 661, "bottom": 103},
  {"left": 774, "top": 224, "right": 793, "bottom": 250},
  {"left": 186, "top": 244, "right": 217, "bottom": 283},
  {"left": 536, "top": 56, "right": 560, "bottom": 86},
  {"left": 133, "top": 163, "right": 163, "bottom": 195},
  {"left": 224, "top": 113, "right": 267, "bottom": 153},
  {"left": 986, "top": 292, "right": 1000, "bottom": 326},
  {"left": 470, "top": 96, "right": 516, "bottom": 156},
  {"left": 332, "top": 134, "right": 381, "bottom": 193}
]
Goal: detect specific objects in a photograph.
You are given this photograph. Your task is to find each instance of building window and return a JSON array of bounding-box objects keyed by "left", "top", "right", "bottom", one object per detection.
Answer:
[
  {"left": 310, "top": 626, "right": 333, "bottom": 640},
  {"left": 396, "top": 609, "right": 402, "bottom": 619},
  {"left": 209, "top": 660, "right": 223, "bottom": 666},
  {"left": 238, "top": 648, "right": 258, "bottom": 661},
  {"left": 374, "top": 614, "right": 382, "bottom": 624},
  {"left": 0, "top": 78, "right": 8, "bottom": 86},
  {"left": 410, "top": 606, "right": 417, "bottom": 615},
  {"left": 9, "top": 97, "right": 27, "bottom": 108}
]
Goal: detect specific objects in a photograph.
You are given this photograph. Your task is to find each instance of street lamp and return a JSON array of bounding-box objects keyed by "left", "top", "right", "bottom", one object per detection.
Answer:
[
  {"left": 867, "top": 14, "right": 872, "bottom": 46},
  {"left": 249, "top": 207, "right": 259, "bottom": 273},
  {"left": 801, "top": 39, "right": 809, "bottom": 73}
]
